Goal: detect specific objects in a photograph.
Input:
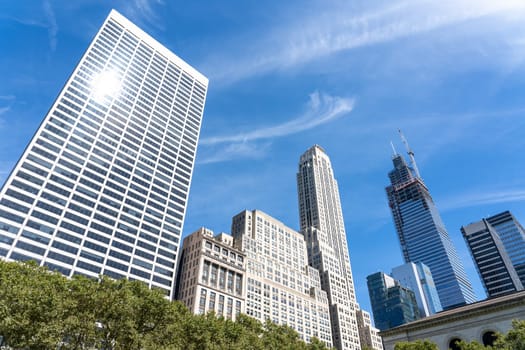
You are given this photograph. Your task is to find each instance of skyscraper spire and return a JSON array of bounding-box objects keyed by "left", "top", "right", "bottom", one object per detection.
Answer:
[{"left": 398, "top": 129, "right": 421, "bottom": 179}]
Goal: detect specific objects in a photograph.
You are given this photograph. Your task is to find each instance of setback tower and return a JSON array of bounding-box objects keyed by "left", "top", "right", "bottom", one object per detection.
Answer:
[
  {"left": 297, "top": 145, "right": 363, "bottom": 350},
  {"left": 386, "top": 132, "right": 476, "bottom": 309}
]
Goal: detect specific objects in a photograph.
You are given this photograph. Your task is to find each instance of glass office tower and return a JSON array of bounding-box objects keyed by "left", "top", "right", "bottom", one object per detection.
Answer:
[
  {"left": 461, "top": 219, "right": 523, "bottom": 297},
  {"left": 386, "top": 153, "right": 476, "bottom": 309},
  {"left": 297, "top": 145, "right": 363, "bottom": 350},
  {"left": 0, "top": 10, "right": 208, "bottom": 299},
  {"left": 391, "top": 262, "right": 442, "bottom": 316},
  {"left": 486, "top": 211, "right": 525, "bottom": 286},
  {"left": 367, "top": 272, "right": 420, "bottom": 331}
]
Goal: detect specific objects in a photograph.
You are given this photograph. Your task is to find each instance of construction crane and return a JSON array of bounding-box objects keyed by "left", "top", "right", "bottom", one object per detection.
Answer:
[{"left": 398, "top": 129, "right": 421, "bottom": 179}]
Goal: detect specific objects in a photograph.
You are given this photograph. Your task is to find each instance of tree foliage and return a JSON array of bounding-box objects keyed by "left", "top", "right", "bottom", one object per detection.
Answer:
[
  {"left": 394, "top": 340, "right": 439, "bottom": 350},
  {"left": 0, "top": 260, "right": 332, "bottom": 349}
]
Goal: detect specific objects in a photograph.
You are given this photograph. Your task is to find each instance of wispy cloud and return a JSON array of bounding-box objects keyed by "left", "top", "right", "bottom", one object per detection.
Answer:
[
  {"left": 42, "top": 0, "right": 58, "bottom": 51},
  {"left": 201, "top": 92, "right": 354, "bottom": 145},
  {"left": 440, "top": 188, "right": 525, "bottom": 212},
  {"left": 198, "top": 142, "right": 272, "bottom": 165},
  {"left": 205, "top": 0, "right": 525, "bottom": 83},
  {"left": 0, "top": 107, "right": 10, "bottom": 116},
  {"left": 198, "top": 91, "right": 355, "bottom": 164},
  {"left": 120, "top": 0, "right": 165, "bottom": 30}
]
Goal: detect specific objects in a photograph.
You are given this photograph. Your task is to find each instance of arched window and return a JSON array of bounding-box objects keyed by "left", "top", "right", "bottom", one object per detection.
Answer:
[
  {"left": 449, "top": 338, "right": 462, "bottom": 350},
  {"left": 482, "top": 331, "right": 497, "bottom": 347}
]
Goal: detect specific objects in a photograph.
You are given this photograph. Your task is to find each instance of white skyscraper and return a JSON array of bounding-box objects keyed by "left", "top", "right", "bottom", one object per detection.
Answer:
[
  {"left": 231, "top": 210, "right": 333, "bottom": 346},
  {"left": 297, "top": 145, "right": 365, "bottom": 350},
  {"left": 0, "top": 10, "right": 207, "bottom": 299}
]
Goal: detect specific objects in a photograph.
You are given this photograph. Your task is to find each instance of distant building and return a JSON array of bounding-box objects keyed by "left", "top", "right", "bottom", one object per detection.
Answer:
[
  {"left": 380, "top": 290, "right": 525, "bottom": 350},
  {"left": 392, "top": 262, "right": 442, "bottom": 316},
  {"left": 462, "top": 218, "right": 524, "bottom": 298},
  {"left": 297, "top": 145, "right": 364, "bottom": 349},
  {"left": 486, "top": 211, "right": 525, "bottom": 286},
  {"left": 367, "top": 271, "right": 420, "bottom": 331},
  {"left": 0, "top": 10, "right": 207, "bottom": 299},
  {"left": 231, "top": 209, "right": 333, "bottom": 346},
  {"left": 356, "top": 309, "right": 384, "bottom": 350},
  {"left": 176, "top": 228, "right": 246, "bottom": 320},
  {"left": 386, "top": 135, "right": 476, "bottom": 309}
]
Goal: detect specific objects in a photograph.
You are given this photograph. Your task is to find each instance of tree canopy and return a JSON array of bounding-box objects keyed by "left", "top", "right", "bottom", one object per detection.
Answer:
[{"left": 0, "top": 260, "right": 331, "bottom": 350}]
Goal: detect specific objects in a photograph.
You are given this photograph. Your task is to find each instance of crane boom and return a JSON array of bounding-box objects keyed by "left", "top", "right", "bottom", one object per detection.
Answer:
[{"left": 398, "top": 129, "right": 421, "bottom": 179}]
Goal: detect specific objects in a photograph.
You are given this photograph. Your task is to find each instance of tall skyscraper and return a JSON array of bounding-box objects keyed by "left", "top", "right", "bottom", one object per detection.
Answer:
[
  {"left": 297, "top": 145, "right": 362, "bottom": 350},
  {"left": 0, "top": 10, "right": 207, "bottom": 299},
  {"left": 367, "top": 272, "right": 420, "bottom": 331},
  {"left": 391, "top": 262, "right": 442, "bottom": 316},
  {"left": 386, "top": 134, "right": 476, "bottom": 309},
  {"left": 485, "top": 211, "right": 525, "bottom": 286},
  {"left": 461, "top": 216, "right": 524, "bottom": 297},
  {"left": 231, "top": 210, "right": 333, "bottom": 346}
]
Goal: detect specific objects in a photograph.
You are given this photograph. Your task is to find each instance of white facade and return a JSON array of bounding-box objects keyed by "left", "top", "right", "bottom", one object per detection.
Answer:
[
  {"left": 391, "top": 262, "right": 442, "bottom": 316},
  {"left": 0, "top": 10, "right": 207, "bottom": 299},
  {"left": 177, "top": 228, "right": 245, "bottom": 320},
  {"left": 297, "top": 145, "right": 363, "bottom": 349},
  {"left": 231, "top": 210, "right": 333, "bottom": 346}
]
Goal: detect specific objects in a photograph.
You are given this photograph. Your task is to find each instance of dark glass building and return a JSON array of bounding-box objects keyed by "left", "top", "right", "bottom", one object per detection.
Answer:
[
  {"left": 367, "top": 272, "right": 420, "bottom": 331},
  {"left": 461, "top": 219, "right": 523, "bottom": 297},
  {"left": 486, "top": 211, "right": 525, "bottom": 286},
  {"left": 386, "top": 150, "right": 476, "bottom": 309}
]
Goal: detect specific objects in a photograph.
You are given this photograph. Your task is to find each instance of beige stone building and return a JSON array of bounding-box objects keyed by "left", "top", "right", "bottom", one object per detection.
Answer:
[
  {"left": 356, "top": 309, "right": 383, "bottom": 350},
  {"left": 176, "top": 227, "right": 246, "bottom": 320},
  {"left": 231, "top": 210, "right": 333, "bottom": 346},
  {"left": 380, "top": 290, "right": 525, "bottom": 350}
]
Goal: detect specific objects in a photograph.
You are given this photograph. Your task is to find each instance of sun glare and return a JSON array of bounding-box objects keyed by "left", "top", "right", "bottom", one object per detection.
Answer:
[{"left": 91, "top": 70, "right": 121, "bottom": 102}]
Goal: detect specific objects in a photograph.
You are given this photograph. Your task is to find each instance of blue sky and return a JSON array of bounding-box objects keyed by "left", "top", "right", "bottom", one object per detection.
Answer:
[{"left": 1, "top": 0, "right": 525, "bottom": 317}]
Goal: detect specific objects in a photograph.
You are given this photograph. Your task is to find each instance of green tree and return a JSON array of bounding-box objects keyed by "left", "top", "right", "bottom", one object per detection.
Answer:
[
  {"left": 494, "top": 319, "right": 525, "bottom": 350},
  {"left": 394, "top": 340, "right": 439, "bottom": 350},
  {"left": 0, "top": 260, "right": 334, "bottom": 349},
  {"left": 0, "top": 260, "right": 69, "bottom": 349}
]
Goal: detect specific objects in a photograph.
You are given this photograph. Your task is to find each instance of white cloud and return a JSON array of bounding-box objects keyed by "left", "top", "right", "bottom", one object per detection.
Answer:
[
  {"left": 0, "top": 107, "right": 10, "bottom": 116},
  {"left": 121, "top": 0, "right": 165, "bottom": 30},
  {"left": 197, "top": 91, "right": 355, "bottom": 164},
  {"left": 197, "top": 141, "right": 271, "bottom": 165},
  {"left": 43, "top": 0, "right": 58, "bottom": 51},
  {"left": 440, "top": 189, "right": 525, "bottom": 212},
  {"left": 200, "top": 92, "right": 355, "bottom": 145},
  {"left": 206, "top": 0, "right": 525, "bottom": 83}
]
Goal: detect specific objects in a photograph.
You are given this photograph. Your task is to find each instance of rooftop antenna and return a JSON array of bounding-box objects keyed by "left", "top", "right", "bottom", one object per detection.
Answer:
[
  {"left": 398, "top": 129, "right": 421, "bottom": 179},
  {"left": 390, "top": 141, "right": 398, "bottom": 156}
]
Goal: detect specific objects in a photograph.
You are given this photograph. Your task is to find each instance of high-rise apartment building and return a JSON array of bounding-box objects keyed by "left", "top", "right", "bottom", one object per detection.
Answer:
[
  {"left": 176, "top": 228, "right": 246, "bottom": 319},
  {"left": 0, "top": 10, "right": 207, "bottom": 299},
  {"left": 367, "top": 272, "right": 420, "bottom": 331},
  {"left": 386, "top": 140, "right": 476, "bottom": 309},
  {"left": 231, "top": 210, "right": 333, "bottom": 346},
  {"left": 461, "top": 217, "right": 524, "bottom": 297},
  {"left": 485, "top": 211, "right": 525, "bottom": 286},
  {"left": 391, "top": 262, "right": 442, "bottom": 316},
  {"left": 297, "top": 145, "right": 363, "bottom": 350}
]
